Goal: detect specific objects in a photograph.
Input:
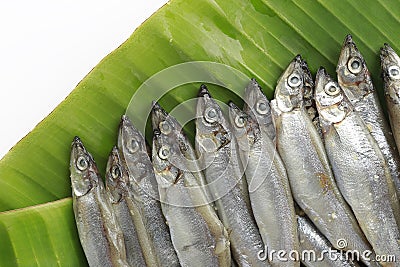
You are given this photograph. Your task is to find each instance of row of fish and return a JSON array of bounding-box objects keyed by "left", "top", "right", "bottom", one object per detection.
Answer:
[{"left": 70, "top": 34, "right": 400, "bottom": 267}]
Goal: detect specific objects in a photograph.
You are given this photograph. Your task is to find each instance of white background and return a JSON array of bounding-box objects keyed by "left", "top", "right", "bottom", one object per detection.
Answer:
[{"left": 0, "top": 1, "right": 168, "bottom": 159}]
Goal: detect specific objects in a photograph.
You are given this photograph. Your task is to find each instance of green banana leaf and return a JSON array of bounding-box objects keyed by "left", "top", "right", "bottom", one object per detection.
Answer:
[{"left": 1, "top": 0, "right": 399, "bottom": 265}]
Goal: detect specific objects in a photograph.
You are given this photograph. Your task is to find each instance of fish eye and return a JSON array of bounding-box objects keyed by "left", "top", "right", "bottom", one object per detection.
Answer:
[
  {"left": 127, "top": 139, "right": 139, "bottom": 153},
  {"left": 204, "top": 107, "right": 218, "bottom": 123},
  {"left": 159, "top": 121, "right": 172, "bottom": 135},
  {"left": 324, "top": 81, "right": 341, "bottom": 96},
  {"left": 111, "top": 165, "right": 121, "bottom": 179},
  {"left": 255, "top": 100, "right": 269, "bottom": 115},
  {"left": 347, "top": 57, "right": 362, "bottom": 74},
  {"left": 235, "top": 115, "right": 246, "bottom": 128},
  {"left": 76, "top": 156, "right": 88, "bottom": 171},
  {"left": 158, "top": 145, "right": 170, "bottom": 160},
  {"left": 288, "top": 73, "right": 302, "bottom": 88},
  {"left": 388, "top": 65, "right": 400, "bottom": 79}
]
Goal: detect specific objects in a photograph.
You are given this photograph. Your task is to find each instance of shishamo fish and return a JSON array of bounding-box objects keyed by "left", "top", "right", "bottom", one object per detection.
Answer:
[
  {"left": 243, "top": 78, "right": 275, "bottom": 140},
  {"left": 314, "top": 67, "right": 400, "bottom": 266},
  {"left": 152, "top": 113, "right": 231, "bottom": 267},
  {"left": 104, "top": 147, "right": 147, "bottom": 267},
  {"left": 270, "top": 56, "right": 375, "bottom": 267},
  {"left": 228, "top": 100, "right": 298, "bottom": 267},
  {"left": 151, "top": 101, "right": 212, "bottom": 205},
  {"left": 301, "top": 59, "right": 322, "bottom": 137},
  {"left": 118, "top": 115, "right": 180, "bottom": 267},
  {"left": 337, "top": 35, "right": 400, "bottom": 200},
  {"left": 381, "top": 44, "right": 400, "bottom": 154},
  {"left": 195, "top": 85, "right": 268, "bottom": 267},
  {"left": 70, "top": 137, "right": 129, "bottom": 267},
  {"left": 297, "top": 215, "right": 359, "bottom": 267}
]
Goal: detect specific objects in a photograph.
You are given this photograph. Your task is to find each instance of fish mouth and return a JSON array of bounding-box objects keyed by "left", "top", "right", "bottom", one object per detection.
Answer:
[
  {"left": 111, "top": 146, "right": 120, "bottom": 160},
  {"left": 227, "top": 100, "right": 241, "bottom": 121},
  {"left": 151, "top": 101, "right": 169, "bottom": 131},
  {"left": 105, "top": 146, "right": 119, "bottom": 174},
  {"left": 243, "top": 78, "right": 264, "bottom": 112},
  {"left": 315, "top": 67, "right": 332, "bottom": 108},
  {"left": 120, "top": 114, "right": 131, "bottom": 128},
  {"left": 380, "top": 43, "right": 391, "bottom": 59},
  {"left": 227, "top": 100, "right": 238, "bottom": 109},
  {"left": 344, "top": 34, "right": 353, "bottom": 45},
  {"left": 380, "top": 43, "right": 400, "bottom": 71},
  {"left": 71, "top": 136, "right": 87, "bottom": 154},
  {"left": 119, "top": 114, "right": 135, "bottom": 139},
  {"left": 315, "top": 67, "right": 329, "bottom": 96},
  {"left": 380, "top": 44, "right": 392, "bottom": 76},
  {"left": 294, "top": 54, "right": 302, "bottom": 62},
  {"left": 196, "top": 84, "right": 212, "bottom": 118},
  {"left": 70, "top": 136, "right": 95, "bottom": 170},
  {"left": 196, "top": 84, "right": 228, "bottom": 132},
  {"left": 72, "top": 136, "right": 83, "bottom": 147},
  {"left": 71, "top": 136, "right": 85, "bottom": 164},
  {"left": 198, "top": 84, "right": 210, "bottom": 97},
  {"left": 118, "top": 114, "right": 135, "bottom": 151},
  {"left": 337, "top": 34, "right": 362, "bottom": 70},
  {"left": 315, "top": 67, "right": 328, "bottom": 82}
]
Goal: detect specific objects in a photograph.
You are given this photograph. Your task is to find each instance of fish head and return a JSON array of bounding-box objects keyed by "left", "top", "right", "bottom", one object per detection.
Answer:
[
  {"left": 301, "top": 59, "right": 315, "bottom": 108},
  {"left": 118, "top": 115, "right": 155, "bottom": 185},
  {"left": 228, "top": 101, "right": 258, "bottom": 150},
  {"left": 70, "top": 136, "right": 99, "bottom": 197},
  {"left": 380, "top": 43, "right": 400, "bottom": 99},
  {"left": 196, "top": 84, "right": 231, "bottom": 153},
  {"left": 151, "top": 101, "right": 195, "bottom": 171},
  {"left": 105, "top": 147, "right": 127, "bottom": 203},
  {"left": 151, "top": 101, "right": 176, "bottom": 135},
  {"left": 301, "top": 59, "right": 319, "bottom": 121},
  {"left": 152, "top": 129, "right": 182, "bottom": 187},
  {"left": 118, "top": 115, "right": 147, "bottom": 162},
  {"left": 274, "top": 55, "right": 305, "bottom": 112},
  {"left": 315, "top": 67, "right": 351, "bottom": 124},
  {"left": 243, "top": 78, "right": 273, "bottom": 130},
  {"left": 337, "top": 34, "right": 373, "bottom": 101}
]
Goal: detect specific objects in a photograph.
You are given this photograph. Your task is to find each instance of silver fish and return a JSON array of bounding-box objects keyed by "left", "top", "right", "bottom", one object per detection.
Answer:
[
  {"left": 105, "top": 147, "right": 147, "bottom": 267},
  {"left": 152, "top": 127, "right": 231, "bottom": 267},
  {"left": 118, "top": 115, "right": 180, "bottom": 267},
  {"left": 195, "top": 85, "right": 267, "bottom": 267},
  {"left": 301, "top": 59, "right": 322, "bottom": 137},
  {"left": 381, "top": 44, "right": 400, "bottom": 156},
  {"left": 70, "top": 137, "right": 129, "bottom": 267},
  {"left": 228, "top": 101, "right": 299, "bottom": 267},
  {"left": 243, "top": 78, "right": 275, "bottom": 140},
  {"left": 337, "top": 35, "right": 400, "bottom": 201},
  {"left": 270, "top": 56, "right": 375, "bottom": 267},
  {"left": 315, "top": 67, "right": 400, "bottom": 265},
  {"left": 297, "top": 215, "right": 359, "bottom": 267},
  {"left": 302, "top": 59, "right": 315, "bottom": 111},
  {"left": 151, "top": 102, "right": 213, "bottom": 205}
]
